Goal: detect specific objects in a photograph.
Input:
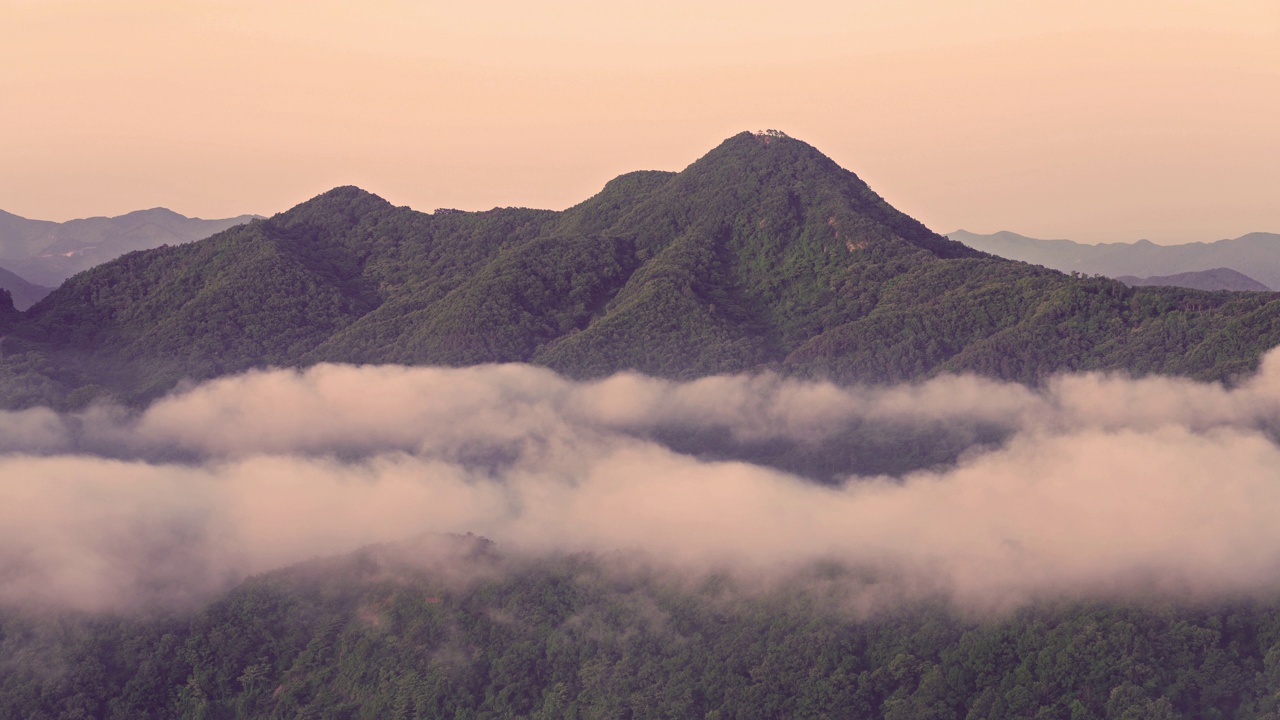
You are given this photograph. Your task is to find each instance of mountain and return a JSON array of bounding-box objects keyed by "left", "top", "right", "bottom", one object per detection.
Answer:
[
  {"left": 7, "top": 133, "right": 1280, "bottom": 719},
  {"left": 949, "top": 229, "right": 1280, "bottom": 290},
  {"left": 0, "top": 207, "right": 260, "bottom": 287},
  {"left": 0, "top": 264, "right": 51, "bottom": 310},
  {"left": 1117, "top": 267, "right": 1271, "bottom": 292},
  {"left": 5, "top": 131, "right": 1280, "bottom": 408}
]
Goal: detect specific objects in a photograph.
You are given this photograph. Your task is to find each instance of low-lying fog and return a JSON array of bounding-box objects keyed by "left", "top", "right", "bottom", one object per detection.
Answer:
[{"left": 6, "top": 350, "right": 1280, "bottom": 612}]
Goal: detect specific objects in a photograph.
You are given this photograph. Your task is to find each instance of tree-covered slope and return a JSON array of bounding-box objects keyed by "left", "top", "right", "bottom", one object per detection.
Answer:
[
  {"left": 5, "top": 131, "right": 1280, "bottom": 408},
  {"left": 4, "top": 539, "right": 1280, "bottom": 720}
]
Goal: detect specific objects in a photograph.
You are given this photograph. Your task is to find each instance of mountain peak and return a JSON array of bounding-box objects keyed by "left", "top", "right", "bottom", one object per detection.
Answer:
[
  {"left": 10, "top": 134, "right": 1280, "bottom": 409},
  {"left": 115, "top": 207, "right": 186, "bottom": 221},
  {"left": 672, "top": 131, "right": 977, "bottom": 261},
  {"left": 307, "top": 185, "right": 388, "bottom": 206},
  {"left": 750, "top": 128, "right": 791, "bottom": 142},
  {"left": 275, "top": 186, "right": 394, "bottom": 227},
  {"left": 702, "top": 130, "right": 835, "bottom": 165}
]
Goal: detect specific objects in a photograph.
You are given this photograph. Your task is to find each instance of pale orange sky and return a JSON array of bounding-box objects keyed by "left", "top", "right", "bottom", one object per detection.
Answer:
[{"left": 1, "top": 0, "right": 1277, "bottom": 243}]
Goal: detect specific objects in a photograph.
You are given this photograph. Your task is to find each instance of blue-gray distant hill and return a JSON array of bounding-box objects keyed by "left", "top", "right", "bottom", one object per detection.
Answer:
[
  {"left": 0, "top": 265, "right": 51, "bottom": 311},
  {"left": 948, "top": 230, "right": 1280, "bottom": 290},
  {"left": 0, "top": 207, "right": 261, "bottom": 289},
  {"left": 1117, "top": 268, "right": 1270, "bottom": 292}
]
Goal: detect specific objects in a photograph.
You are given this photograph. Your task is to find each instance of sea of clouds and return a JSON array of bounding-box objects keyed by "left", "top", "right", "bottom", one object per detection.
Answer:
[{"left": 5, "top": 350, "right": 1280, "bottom": 612}]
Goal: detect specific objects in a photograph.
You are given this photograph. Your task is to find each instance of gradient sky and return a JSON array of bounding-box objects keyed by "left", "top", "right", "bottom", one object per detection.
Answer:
[{"left": 2, "top": 0, "right": 1277, "bottom": 244}]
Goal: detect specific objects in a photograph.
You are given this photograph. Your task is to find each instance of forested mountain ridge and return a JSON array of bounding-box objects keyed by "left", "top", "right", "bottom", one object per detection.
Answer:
[{"left": 5, "top": 131, "right": 1280, "bottom": 408}]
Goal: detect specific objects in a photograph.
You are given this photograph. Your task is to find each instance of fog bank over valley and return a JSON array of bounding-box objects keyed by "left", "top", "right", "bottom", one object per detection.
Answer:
[{"left": 6, "top": 352, "right": 1280, "bottom": 613}]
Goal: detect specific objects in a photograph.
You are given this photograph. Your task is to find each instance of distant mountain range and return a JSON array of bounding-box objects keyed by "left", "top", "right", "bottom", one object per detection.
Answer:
[
  {"left": 1116, "top": 268, "right": 1270, "bottom": 292},
  {"left": 4, "top": 132, "right": 1280, "bottom": 410},
  {"left": 0, "top": 207, "right": 260, "bottom": 292},
  {"left": 948, "top": 229, "right": 1280, "bottom": 290}
]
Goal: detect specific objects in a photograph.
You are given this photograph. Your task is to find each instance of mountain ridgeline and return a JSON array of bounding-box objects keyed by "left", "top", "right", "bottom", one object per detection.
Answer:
[
  {"left": 0, "top": 207, "right": 261, "bottom": 288},
  {"left": 1117, "top": 268, "right": 1271, "bottom": 293},
  {"left": 949, "top": 229, "right": 1280, "bottom": 290},
  {"left": 0, "top": 264, "right": 50, "bottom": 311},
  {"left": 5, "top": 131, "right": 1280, "bottom": 408}
]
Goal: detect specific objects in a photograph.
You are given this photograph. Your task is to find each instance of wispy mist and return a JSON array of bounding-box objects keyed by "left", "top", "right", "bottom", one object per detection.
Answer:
[{"left": 5, "top": 352, "right": 1280, "bottom": 612}]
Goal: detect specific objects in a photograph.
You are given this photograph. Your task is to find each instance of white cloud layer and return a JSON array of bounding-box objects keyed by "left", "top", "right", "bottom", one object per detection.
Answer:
[{"left": 5, "top": 351, "right": 1280, "bottom": 611}]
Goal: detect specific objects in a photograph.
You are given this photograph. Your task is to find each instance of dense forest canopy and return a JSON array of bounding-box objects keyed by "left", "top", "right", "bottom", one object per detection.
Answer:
[{"left": 6, "top": 540, "right": 1280, "bottom": 720}]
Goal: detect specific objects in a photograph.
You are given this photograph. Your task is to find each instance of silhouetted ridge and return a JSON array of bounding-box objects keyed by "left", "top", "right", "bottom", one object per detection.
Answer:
[
  {"left": 1117, "top": 267, "right": 1271, "bottom": 292},
  {"left": 951, "top": 229, "right": 1280, "bottom": 289},
  {"left": 0, "top": 206, "right": 259, "bottom": 287}
]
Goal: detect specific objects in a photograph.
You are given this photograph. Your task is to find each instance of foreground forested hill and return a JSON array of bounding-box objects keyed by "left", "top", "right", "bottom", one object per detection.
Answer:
[
  {"left": 4, "top": 539, "right": 1280, "bottom": 720},
  {"left": 3, "top": 132, "right": 1280, "bottom": 408}
]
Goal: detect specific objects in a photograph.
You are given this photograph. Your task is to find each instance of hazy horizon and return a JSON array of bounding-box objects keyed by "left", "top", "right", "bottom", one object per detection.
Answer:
[
  {"left": 1, "top": 192, "right": 1274, "bottom": 249},
  {"left": 2, "top": 0, "right": 1277, "bottom": 244}
]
